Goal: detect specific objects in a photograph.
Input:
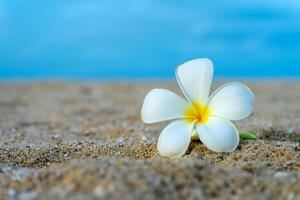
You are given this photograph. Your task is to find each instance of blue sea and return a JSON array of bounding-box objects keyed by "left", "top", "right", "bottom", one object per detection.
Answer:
[{"left": 0, "top": 0, "right": 300, "bottom": 79}]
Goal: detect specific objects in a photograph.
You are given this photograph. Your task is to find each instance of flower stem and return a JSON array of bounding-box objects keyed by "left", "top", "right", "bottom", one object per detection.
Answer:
[{"left": 239, "top": 131, "right": 257, "bottom": 140}]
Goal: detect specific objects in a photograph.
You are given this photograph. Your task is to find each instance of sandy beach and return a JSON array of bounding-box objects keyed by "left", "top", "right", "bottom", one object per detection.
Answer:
[{"left": 0, "top": 81, "right": 299, "bottom": 199}]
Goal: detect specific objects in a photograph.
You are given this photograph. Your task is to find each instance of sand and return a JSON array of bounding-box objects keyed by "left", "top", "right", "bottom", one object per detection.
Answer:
[{"left": 0, "top": 81, "right": 299, "bottom": 200}]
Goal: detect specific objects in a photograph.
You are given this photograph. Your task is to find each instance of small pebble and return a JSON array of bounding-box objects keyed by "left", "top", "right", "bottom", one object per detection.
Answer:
[
  {"left": 274, "top": 171, "right": 289, "bottom": 178},
  {"left": 7, "top": 188, "right": 17, "bottom": 198},
  {"left": 13, "top": 168, "right": 29, "bottom": 181},
  {"left": 93, "top": 186, "right": 107, "bottom": 198},
  {"left": 18, "top": 191, "right": 38, "bottom": 200},
  {"left": 52, "top": 134, "right": 61, "bottom": 139},
  {"left": 287, "top": 128, "right": 294, "bottom": 134},
  {"left": 116, "top": 137, "right": 125, "bottom": 143}
]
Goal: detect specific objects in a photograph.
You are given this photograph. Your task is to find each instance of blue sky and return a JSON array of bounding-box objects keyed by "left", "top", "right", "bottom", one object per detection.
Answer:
[{"left": 0, "top": 0, "right": 300, "bottom": 79}]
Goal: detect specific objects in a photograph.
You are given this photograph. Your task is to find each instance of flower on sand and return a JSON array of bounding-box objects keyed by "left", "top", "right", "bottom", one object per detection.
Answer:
[{"left": 141, "top": 58, "right": 254, "bottom": 158}]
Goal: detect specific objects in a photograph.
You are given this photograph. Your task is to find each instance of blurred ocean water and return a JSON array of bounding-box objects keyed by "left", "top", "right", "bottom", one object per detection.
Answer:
[{"left": 0, "top": 0, "right": 299, "bottom": 79}]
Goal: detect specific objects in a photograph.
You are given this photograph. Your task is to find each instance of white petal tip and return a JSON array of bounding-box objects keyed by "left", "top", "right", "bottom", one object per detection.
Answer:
[
  {"left": 175, "top": 58, "right": 214, "bottom": 103},
  {"left": 157, "top": 120, "right": 192, "bottom": 158},
  {"left": 178, "top": 58, "right": 213, "bottom": 67},
  {"left": 197, "top": 117, "right": 239, "bottom": 153},
  {"left": 141, "top": 89, "right": 188, "bottom": 124},
  {"left": 208, "top": 82, "right": 255, "bottom": 121},
  {"left": 157, "top": 149, "right": 185, "bottom": 158}
]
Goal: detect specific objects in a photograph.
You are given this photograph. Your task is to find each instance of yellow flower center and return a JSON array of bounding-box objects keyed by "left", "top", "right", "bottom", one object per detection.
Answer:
[{"left": 183, "top": 102, "right": 211, "bottom": 124}]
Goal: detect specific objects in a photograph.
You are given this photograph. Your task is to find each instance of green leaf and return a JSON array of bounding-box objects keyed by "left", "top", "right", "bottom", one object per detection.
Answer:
[{"left": 239, "top": 131, "right": 257, "bottom": 140}]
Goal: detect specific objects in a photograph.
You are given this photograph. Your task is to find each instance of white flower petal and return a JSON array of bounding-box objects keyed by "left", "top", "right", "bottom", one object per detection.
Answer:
[
  {"left": 141, "top": 89, "right": 189, "bottom": 124},
  {"left": 157, "top": 120, "right": 193, "bottom": 158},
  {"left": 207, "top": 82, "right": 254, "bottom": 121},
  {"left": 176, "top": 58, "right": 214, "bottom": 103},
  {"left": 196, "top": 117, "right": 239, "bottom": 152}
]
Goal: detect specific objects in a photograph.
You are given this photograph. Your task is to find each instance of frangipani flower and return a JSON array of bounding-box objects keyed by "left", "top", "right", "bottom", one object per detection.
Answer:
[{"left": 141, "top": 58, "right": 254, "bottom": 158}]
